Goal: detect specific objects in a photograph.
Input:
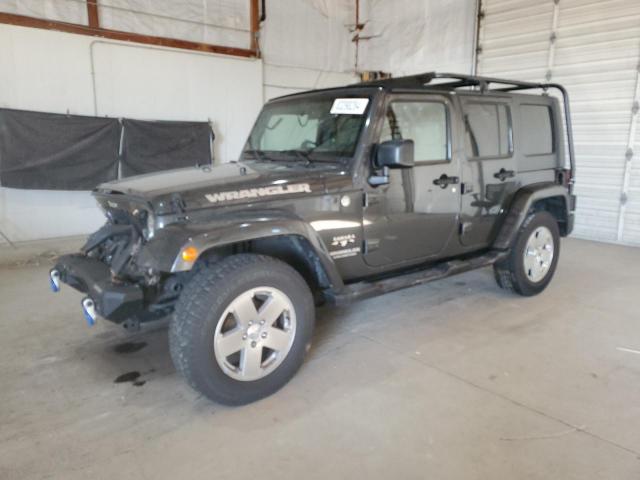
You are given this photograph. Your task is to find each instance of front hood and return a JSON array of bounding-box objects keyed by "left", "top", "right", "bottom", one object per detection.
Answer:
[
  {"left": 97, "top": 162, "right": 259, "bottom": 196},
  {"left": 95, "top": 161, "right": 350, "bottom": 213}
]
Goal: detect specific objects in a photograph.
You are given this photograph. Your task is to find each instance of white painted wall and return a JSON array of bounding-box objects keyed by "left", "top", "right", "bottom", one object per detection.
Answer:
[
  {"left": 0, "top": 23, "right": 263, "bottom": 243},
  {"left": 260, "top": 0, "right": 356, "bottom": 73},
  {"left": 358, "top": 0, "right": 477, "bottom": 75},
  {"left": 0, "top": 1, "right": 361, "bottom": 244},
  {"left": 260, "top": 0, "right": 359, "bottom": 100},
  {"left": 263, "top": 63, "right": 358, "bottom": 101}
]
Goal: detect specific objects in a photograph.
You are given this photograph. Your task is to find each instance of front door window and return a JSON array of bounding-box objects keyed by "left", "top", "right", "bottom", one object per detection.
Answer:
[{"left": 380, "top": 101, "right": 450, "bottom": 164}]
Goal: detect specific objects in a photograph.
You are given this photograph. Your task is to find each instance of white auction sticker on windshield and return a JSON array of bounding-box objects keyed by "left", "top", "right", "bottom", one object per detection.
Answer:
[{"left": 330, "top": 98, "right": 369, "bottom": 115}]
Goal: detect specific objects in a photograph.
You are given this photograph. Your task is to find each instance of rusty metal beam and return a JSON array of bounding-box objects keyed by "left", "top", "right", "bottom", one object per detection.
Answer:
[
  {"left": 0, "top": 11, "right": 258, "bottom": 58},
  {"left": 86, "top": 0, "right": 99, "bottom": 29}
]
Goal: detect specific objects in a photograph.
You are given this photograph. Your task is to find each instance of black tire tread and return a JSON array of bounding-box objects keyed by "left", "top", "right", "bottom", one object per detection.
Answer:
[
  {"left": 493, "top": 211, "right": 560, "bottom": 296},
  {"left": 169, "top": 254, "right": 313, "bottom": 405}
]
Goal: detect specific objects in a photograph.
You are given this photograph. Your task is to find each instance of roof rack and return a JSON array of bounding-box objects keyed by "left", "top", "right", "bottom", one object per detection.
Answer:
[
  {"left": 354, "top": 72, "right": 575, "bottom": 178},
  {"left": 354, "top": 72, "right": 543, "bottom": 91}
]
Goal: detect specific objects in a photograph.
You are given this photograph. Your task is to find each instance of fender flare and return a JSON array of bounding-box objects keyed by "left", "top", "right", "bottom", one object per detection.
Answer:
[
  {"left": 147, "top": 214, "right": 344, "bottom": 290},
  {"left": 493, "top": 183, "right": 572, "bottom": 250}
]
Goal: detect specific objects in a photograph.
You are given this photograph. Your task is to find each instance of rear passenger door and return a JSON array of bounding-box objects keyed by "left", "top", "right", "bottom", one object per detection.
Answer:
[{"left": 459, "top": 98, "right": 518, "bottom": 248}]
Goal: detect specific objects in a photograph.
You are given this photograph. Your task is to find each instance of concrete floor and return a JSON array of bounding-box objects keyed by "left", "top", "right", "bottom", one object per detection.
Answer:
[{"left": 1, "top": 237, "right": 639, "bottom": 479}]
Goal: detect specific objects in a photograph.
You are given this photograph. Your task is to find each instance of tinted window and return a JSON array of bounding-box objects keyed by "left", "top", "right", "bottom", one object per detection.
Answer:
[
  {"left": 464, "top": 103, "right": 511, "bottom": 158},
  {"left": 521, "top": 105, "right": 554, "bottom": 155},
  {"left": 380, "top": 101, "right": 449, "bottom": 163}
]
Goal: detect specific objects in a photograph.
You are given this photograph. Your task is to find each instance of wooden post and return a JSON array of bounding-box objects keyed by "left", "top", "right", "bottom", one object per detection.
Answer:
[
  {"left": 86, "top": 0, "right": 99, "bottom": 29},
  {"left": 249, "top": 0, "right": 260, "bottom": 57}
]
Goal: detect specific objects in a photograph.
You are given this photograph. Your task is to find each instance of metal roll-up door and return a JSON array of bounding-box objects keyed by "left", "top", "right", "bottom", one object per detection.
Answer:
[{"left": 477, "top": 0, "right": 640, "bottom": 245}]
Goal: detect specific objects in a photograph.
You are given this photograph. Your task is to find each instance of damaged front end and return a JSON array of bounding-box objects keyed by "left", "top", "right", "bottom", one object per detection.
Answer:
[
  {"left": 50, "top": 195, "right": 184, "bottom": 328},
  {"left": 52, "top": 253, "right": 144, "bottom": 325}
]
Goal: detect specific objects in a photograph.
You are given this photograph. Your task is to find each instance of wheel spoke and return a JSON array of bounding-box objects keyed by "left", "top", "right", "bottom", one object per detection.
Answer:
[
  {"left": 523, "top": 226, "right": 554, "bottom": 283},
  {"left": 533, "top": 231, "right": 543, "bottom": 248},
  {"left": 259, "top": 295, "right": 287, "bottom": 326},
  {"left": 216, "top": 328, "right": 245, "bottom": 358},
  {"left": 523, "top": 255, "right": 536, "bottom": 274},
  {"left": 232, "top": 295, "right": 258, "bottom": 327},
  {"left": 263, "top": 327, "right": 292, "bottom": 352},
  {"left": 240, "top": 344, "right": 263, "bottom": 378},
  {"left": 213, "top": 286, "right": 297, "bottom": 382}
]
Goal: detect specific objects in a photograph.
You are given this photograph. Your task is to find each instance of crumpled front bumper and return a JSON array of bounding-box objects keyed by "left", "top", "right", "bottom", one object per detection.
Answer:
[{"left": 51, "top": 254, "right": 144, "bottom": 323}]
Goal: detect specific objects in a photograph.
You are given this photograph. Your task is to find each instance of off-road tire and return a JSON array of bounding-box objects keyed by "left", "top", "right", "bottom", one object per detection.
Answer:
[
  {"left": 169, "top": 254, "right": 315, "bottom": 405},
  {"left": 493, "top": 211, "right": 560, "bottom": 296}
]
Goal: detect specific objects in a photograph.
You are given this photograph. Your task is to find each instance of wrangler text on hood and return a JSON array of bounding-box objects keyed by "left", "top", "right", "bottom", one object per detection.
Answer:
[{"left": 204, "top": 183, "right": 312, "bottom": 203}]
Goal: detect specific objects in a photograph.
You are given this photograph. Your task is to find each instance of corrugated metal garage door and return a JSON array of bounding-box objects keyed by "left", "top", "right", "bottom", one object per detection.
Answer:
[{"left": 477, "top": 0, "right": 640, "bottom": 245}]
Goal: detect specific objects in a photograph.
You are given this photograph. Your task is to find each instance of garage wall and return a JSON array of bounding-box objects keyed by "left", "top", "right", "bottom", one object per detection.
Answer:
[
  {"left": 0, "top": 23, "right": 263, "bottom": 243},
  {"left": 262, "top": 64, "right": 358, "bottom": 101},
  {"left": 0, "top": 1, "right": 360, "bottom": 244},
  {"left": 477, "top": 0, "right": 640, "bottom": 246},
  {"left": 357, "top": 0, "right": 477, "bottom": 75},
  {"left": 260, "top": 0, "right": 358, "bottom": 100}
]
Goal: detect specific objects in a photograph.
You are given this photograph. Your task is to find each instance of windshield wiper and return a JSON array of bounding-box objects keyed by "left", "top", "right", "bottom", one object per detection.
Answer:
[
  {"left": 283, "top": 148, "right": 349, "bottom": 165},
  {"left": 280, "top": 149, "right": 314, "bottom": 166},
  {"left": 245, "top": 136, "right": 269, "bottom": 162}
]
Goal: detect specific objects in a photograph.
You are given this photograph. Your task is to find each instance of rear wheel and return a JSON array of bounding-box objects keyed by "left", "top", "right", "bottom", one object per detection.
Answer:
[
  {"left": 494, "top": 211, "right": 560, "bottom": 296},
  {"left": 169, "top": 254, "right": 315, "bottom": 405}
]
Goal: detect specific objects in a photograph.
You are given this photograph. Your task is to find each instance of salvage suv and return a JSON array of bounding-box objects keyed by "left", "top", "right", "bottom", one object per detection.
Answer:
[{"left": 51, "top": 73, "right": 576, "bottom": 405}]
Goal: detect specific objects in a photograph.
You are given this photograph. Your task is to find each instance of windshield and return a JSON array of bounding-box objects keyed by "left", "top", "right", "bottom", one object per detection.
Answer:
[{"left": 243, "top": 95, "right": 371, "bottom": 163}]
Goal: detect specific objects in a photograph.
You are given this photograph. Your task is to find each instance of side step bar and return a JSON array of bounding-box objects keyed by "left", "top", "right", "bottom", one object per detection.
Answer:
[{"left": 328, "top": 250, "right": 508, "bottom": 306}]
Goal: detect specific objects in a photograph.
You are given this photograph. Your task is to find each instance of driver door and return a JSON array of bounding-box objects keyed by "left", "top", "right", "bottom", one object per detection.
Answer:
[{"left": 363, "top": 95, "right": 461, "bottom": 267}]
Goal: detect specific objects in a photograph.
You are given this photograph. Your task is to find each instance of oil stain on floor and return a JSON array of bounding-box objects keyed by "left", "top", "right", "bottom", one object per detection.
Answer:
[
  {"left": 112, "top": 341, "right": 148, "bottom": 354},
  {"left": 114, "top": 371, "right": 144, "bottom": 386}
]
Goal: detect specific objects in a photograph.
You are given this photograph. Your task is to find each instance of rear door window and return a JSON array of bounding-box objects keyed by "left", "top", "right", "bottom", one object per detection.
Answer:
[
  {"left": 464, "top": 103, "right": 512, "bottom": 158},
  {"left": 521, "top": 105, "right": 554, "bottom": 155}
]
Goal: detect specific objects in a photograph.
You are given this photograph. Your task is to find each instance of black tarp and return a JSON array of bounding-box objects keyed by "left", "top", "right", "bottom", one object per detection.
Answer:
[
  {"left": 121, "top": 119, "right": 213, "bottom": 178},
  {"left": 0, "top": 108, "right": 120, "bottom": 190}
]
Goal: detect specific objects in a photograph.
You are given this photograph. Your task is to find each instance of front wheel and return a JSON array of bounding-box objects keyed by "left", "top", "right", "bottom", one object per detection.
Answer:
[
  {"left": 494, "top": 211, "right": 561, "bottom": 296},
  {"left": 169, "top": 254, "right": 315, "bottom": 405}
]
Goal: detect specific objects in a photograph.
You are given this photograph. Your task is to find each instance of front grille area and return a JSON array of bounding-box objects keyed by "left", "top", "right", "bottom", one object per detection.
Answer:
[{"left": 82, "top": 222, "right": 140, "bottom": 276}]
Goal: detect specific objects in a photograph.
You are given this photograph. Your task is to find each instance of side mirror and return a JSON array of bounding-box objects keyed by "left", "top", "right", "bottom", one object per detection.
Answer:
[{"left": 375, "top": 139, "right": 415, "bottom": 169}]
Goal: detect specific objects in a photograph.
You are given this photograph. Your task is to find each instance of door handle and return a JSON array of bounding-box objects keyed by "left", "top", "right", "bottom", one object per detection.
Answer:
[
  {"left": 494, "top": 168, "right": 515, "bottom": 181},
  {"left": 433, "top": 174, "right": 460, "bottom": 189}
]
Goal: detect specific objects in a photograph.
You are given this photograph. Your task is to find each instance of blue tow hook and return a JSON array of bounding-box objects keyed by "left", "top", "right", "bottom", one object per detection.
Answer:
[
  {"left": 81, "top": 297, "right": 97, "bottom": 327},
  {"left": 49, "top": 269, "right": 61, "bottom": 293}
]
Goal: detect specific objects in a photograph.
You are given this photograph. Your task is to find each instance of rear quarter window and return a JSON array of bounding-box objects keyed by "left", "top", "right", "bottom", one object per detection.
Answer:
[{"left": 521, "top": 104, "right": 554, "bottom": 156}]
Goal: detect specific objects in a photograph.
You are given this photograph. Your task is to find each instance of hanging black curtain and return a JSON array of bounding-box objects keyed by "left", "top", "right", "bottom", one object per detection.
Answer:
[
  {"left": 121, "top": 119, "right": 213, "bottom": 178},
  {"left": 0, "top": 108, "right": 120, "bottom": 190}
]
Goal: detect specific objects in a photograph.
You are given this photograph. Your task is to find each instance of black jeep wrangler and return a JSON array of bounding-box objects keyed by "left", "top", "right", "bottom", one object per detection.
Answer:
[{"left": 51, "top": 73, "right": 576, "bottom": 405}]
